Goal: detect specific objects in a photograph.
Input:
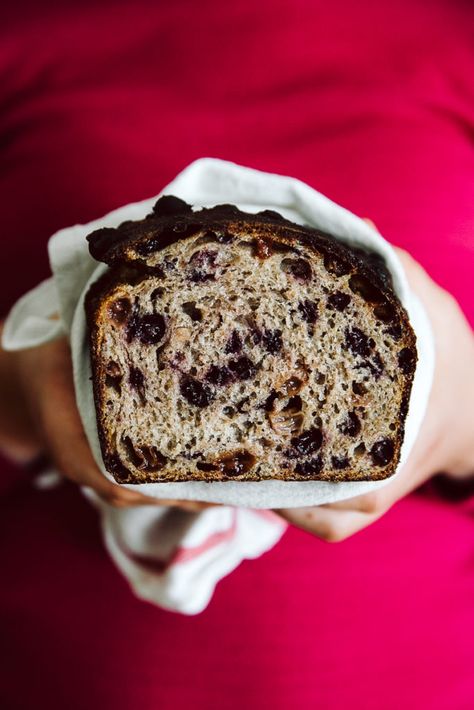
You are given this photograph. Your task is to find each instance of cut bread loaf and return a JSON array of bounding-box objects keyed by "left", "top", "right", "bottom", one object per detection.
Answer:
[{"left": 85, "top": 196, "right": 417, "bottom": 484}]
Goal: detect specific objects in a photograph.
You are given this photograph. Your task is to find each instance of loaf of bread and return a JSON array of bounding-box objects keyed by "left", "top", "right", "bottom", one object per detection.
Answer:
[{"left": 85, "top": 196, "right": 417, "bottom": 484}]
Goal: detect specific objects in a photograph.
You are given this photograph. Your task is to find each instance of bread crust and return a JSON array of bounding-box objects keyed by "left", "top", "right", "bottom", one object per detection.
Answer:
[{"left": 85, "top": 196, "right": 417, "bottom": 484}]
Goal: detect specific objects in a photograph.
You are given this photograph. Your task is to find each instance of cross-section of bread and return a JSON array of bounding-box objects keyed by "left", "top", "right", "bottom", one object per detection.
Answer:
[{"left": 84, "top": 196, "right": 417, "bottom": 484}]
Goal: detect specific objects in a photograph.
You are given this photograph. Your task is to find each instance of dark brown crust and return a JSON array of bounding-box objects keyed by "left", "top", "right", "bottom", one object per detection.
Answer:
[
  {"left": 87, "top": 195, "right": 395, "bottom": 295},
  {"left": 85, "top": 196, "right": 417, "bottom": 484}
]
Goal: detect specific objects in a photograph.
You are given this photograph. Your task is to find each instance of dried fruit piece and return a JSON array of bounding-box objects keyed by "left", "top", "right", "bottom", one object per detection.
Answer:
[
  {"left": 228, "top": 356, "right": 257, "bottom": 380},
  {"left": 281, "top": 258, "right": 312, "bottom": 282},
  {"left": 280, "top": 376, "right": 304, "bottom": 396},
  {"left": 327, "top": 291, "right": 351, "bottom": 311},
  {"left": 298, "top": 299, "right": 318, "bottom": 324},
  {"left": 123, "top": 436, "right": 167, "bottom": 471},
  {"left": 345, "top": 327, "right": 373, "bottom": 358},
  {"left": 196, "top": 461, "right": 219, "bottom": 472},
  {"left": 189, "top": 270, "right": 215, "bottom": 283},
  {"left": 269, "top": 408, "right": 304, "bottom": 436},
  {"left": 263, "top": 390, "right": 279, "bottom": 412},
  {"left": 253, "top": 237, "right": 273, "bottom": 259},
  {"left": 180, "top": 376, "right": 214, "bottom": 407},
  {"left": 285, "top": 395, "right": 302, "bottom": 411},
  {"left": 348, "top": 275, "right": 384, "bottom": 303},
  {"left": 225, "top": 330, "right": 243, "bottom": 354},
  {"left": 295, "top": 455, "right": 323, "bottom": 475},
  {"left": 373, "top": 302, "right": 397, "bottom": 322},
  {"left": 263, "top": 329, "right": 283, "bottom": 354},
  {"left": 332, "top": 455, "right": 350, "bottom": 469},
  {"left": 205, "top": 365, "right": 233, "bottom": 387},
  {"left": 108, "top": 297, "right": 131, "bottom": 324},
  {"left": 188, "top": 248, "right": 218, "bottom": 283},
  {"left": 370, "top": 438, "right": 394, "bottom": 466},
  {"left": 290, "top": 427, "right": 323, "bottom": 456},
  {"left": 357, "top": 352, "right": 384, "bottom": 379},
  {"left": 218, "top": 450, "right": 256, "bottom": 476},
  {"left": 339, "top": 411, "right": 361, "bottom": 437},
  {"left": 127, "top": 308, "right": 166, "bottom": 345}
]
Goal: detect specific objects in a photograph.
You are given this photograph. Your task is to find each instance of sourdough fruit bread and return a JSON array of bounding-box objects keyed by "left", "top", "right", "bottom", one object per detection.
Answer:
[{"left": 85, "top": 196, "right": 417, "bottom": 484}]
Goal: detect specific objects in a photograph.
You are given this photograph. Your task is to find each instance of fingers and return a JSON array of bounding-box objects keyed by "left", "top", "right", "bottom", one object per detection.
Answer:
[
  {"left": 276, "top": 505, "right": 382, "bottom": 543},
  {"left": 318, "top": 489, "right": 390, "bottom": 514},
  {"left": 274, "top": 438, "right": 435, "bottom": 541},
  {"left": 146, "top": 499, "right": 219, "bottom": 512},
  {"left": 363, "top": 218, "right": 378, "bottom": 232}
]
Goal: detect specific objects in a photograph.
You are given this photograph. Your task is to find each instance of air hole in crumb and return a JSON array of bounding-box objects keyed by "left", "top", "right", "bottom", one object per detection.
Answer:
[
  {"left": 328, "top": 318, "right": 335, "bottom": 328},
  {"left": 341, "top": 383, "right": 348, "bottom": 391},
  {"left": 181, "top": 301, "right": 203, "bottom": 321},
  {"left": 151, "top": 287, "right": 165, "bottom": 301},
  {"left": 389, "top": 423, "right": 396, "bottom": 431},
  {"left": 316, "top": 372, "right": 326, "bottom": 384},
  {"left": 354, "top": 443, "right": 366, "bottom": 456},
  {"left": 231, "top": 425, "right": 243, "bottom": 443},
  {"left": 189, "top": 366, "right": 197, "bottom": 376},
  {"left": 333, "top": 403, "right": 340, "bottom": 413}
]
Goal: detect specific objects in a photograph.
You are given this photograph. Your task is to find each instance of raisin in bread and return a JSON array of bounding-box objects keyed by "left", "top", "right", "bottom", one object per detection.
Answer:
[{"left": 85, "top": 196, "right": 417, "bottom": 484}]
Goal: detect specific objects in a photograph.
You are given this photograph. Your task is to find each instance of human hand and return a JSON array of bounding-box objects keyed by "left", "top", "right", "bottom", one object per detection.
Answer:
[
  {"left": 275, "top": 244, "right": 474, "bottom": 542},
  {"left": 0, "top": 328, "right": 212, "bottom": 510}
]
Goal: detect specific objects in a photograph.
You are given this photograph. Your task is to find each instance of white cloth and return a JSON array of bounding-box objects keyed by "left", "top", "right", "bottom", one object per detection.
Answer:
[{"left": 2, "top": 158, "right": 435, "bottom": 613}]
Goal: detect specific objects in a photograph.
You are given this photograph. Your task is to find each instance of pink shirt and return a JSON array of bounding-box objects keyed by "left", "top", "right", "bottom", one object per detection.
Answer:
[{"left": 1, "top": 1, "right": 473, "bottom": 707}]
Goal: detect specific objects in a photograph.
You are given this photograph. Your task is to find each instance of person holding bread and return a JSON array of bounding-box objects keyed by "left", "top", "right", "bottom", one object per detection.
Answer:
[{"left": 0, "top": 0, "right": 473, "bottom": 708}]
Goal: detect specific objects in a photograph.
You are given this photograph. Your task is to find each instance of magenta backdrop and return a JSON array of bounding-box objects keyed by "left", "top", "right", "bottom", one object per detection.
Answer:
[{"left": 0, "top": 1, "right": 473, "bottom": 708}]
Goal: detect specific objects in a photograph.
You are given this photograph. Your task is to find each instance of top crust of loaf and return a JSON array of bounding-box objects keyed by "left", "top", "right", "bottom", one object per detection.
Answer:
[
  {"left": 86, "top": 196, "right": 395, "bottom": 294},
  {"left": 85, "top": 196, "right": 417, "bottom": 484}
]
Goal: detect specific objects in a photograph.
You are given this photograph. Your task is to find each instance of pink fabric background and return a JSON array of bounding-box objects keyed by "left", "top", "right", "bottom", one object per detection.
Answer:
[{"left": 0, "top": 1, "right": 473, "bottom": 707}]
